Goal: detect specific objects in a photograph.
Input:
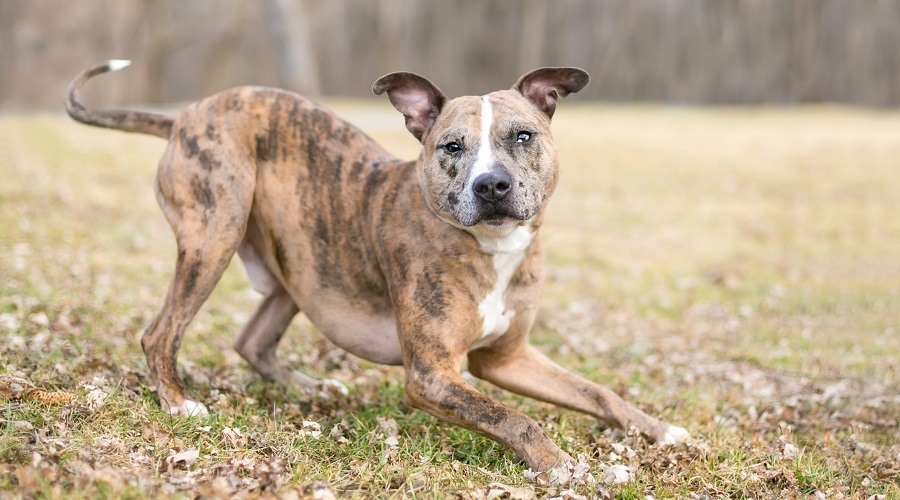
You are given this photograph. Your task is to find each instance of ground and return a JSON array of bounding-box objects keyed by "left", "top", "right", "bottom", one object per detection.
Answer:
[{"left": 0, "top": 102, "right": 897, "bottom": 499}]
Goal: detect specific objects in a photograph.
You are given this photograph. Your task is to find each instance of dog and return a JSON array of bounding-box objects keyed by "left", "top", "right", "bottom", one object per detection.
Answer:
[{"left": 66, "top": 60, "right": 689, "bottom": 475}]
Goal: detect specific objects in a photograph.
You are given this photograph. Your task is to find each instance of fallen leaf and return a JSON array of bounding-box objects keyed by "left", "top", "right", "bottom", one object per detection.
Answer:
[
  {"left": 0, "top": 313, "right": 20, "bottom": 331},
  {"left": 84, "top": 387, "right": 108, "bottom": 410},
  {"left": 301, "top": 481, "right": 337, "bottom": 500},
  {"left": 11, "top": 420, "right": 34, "bottom": 432},
  {"left": 300, "top": 420, "right": 323, "bottom": 439},
  {"left": 377, "top": 417, "right": 399, "bottom": 437},
  {"left": 167, "top": 448, "right": 199, "bottom": 469},
  {"left": 0, "top": 375, "right": 34, "bottom": 399},
  {"left": 330, "top": 419, "right": 353, "bottom": 444},
  {"left": 222, "top": 426, "right": 244, "bottom": 446},
  {"left": 30, "top": 312, "right": 49, "bottom": 327},
  {"left": 602, "top": 464, "right": 631, "bottom": 485},
  {"left": 525, "top": 456, "right": 595, "bottom": 487}
]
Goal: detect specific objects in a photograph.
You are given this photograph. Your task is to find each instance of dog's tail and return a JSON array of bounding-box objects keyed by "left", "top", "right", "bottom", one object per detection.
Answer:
[{"left": 65, "top": 60, "right": 174, "bottom": 139}]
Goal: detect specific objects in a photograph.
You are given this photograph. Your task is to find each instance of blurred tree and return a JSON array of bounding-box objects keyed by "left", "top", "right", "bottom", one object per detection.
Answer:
[
  {"left": 265, "top": 0, "right": 320, "bottom": 95},
  {"left": 0, "top": 0, "right": 897, "bottom": 109}
]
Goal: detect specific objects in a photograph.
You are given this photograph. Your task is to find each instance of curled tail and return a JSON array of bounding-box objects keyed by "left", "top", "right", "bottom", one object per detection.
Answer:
[{"left": 65, "top": 60, "right": 174, "bottom": 139}]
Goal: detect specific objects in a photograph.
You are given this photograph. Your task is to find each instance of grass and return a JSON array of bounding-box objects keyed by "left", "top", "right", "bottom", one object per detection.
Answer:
[{"left": 0, "top": 101, "right": 898, "bottom": 498}]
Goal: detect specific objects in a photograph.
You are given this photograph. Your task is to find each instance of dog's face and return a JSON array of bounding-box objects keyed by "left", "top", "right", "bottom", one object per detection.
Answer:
[
  {"left": 374, "top": 68, "right": 589, "bottom": 232},
  {"left": 419, "top": 91, "right": 556, "bottom": 228}
]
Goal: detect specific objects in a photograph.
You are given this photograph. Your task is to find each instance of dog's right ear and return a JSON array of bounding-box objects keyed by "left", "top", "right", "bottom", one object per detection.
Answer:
[{"left": 373, "top": 72, "right": 446, "bottom": 142}]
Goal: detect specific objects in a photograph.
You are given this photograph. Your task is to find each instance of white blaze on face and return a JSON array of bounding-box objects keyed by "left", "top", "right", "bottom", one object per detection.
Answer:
[{"left": 465, "top": 95, "right": 495, "bottom": 193}]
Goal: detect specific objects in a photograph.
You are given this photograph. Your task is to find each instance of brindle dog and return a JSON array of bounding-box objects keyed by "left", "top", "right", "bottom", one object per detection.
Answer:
[{"left": 66, "top": 60, "right": 689, "bottom": 476}]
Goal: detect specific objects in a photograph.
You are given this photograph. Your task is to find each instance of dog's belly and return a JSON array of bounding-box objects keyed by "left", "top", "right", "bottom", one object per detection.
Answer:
[
  {"left": 241, "top": 242, "right": 404, "bottom": 365},
  {"left": 244, "top": 240, "right": 404, "bottom": 365},
  {"left": 295, "top": 291, "right": 403, "bottom": 365},
  {"left": 240, "top": 213, "right": 403, "bottom": 365}
]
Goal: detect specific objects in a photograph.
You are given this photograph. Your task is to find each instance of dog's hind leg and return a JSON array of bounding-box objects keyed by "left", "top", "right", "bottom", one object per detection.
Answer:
[
  {"left": 141, "top": 135, "right": 255, "bottom": 417},
  {"left": 233, "top": 241, "right": 348, "bottom": 397},
  {"left": 232, "top": 285, "right": 298, "bottom": 384}
]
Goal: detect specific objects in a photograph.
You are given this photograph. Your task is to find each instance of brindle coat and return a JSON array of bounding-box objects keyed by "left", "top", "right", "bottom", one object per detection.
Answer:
[{"left": 66, "top": 61, "right": 689, "bottom": 474}]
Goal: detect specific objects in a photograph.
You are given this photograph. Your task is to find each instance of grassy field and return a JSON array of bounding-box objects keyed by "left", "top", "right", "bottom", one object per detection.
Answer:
[{"left": 1, "top": 101, "right": 898, "bottom": 498}]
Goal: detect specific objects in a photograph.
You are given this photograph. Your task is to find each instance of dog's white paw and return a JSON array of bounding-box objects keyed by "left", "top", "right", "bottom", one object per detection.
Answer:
[
  {"left": 169, "top": 399, "right": 209, "bottom": 417},
  {"left": 657, "top": 424, "right": 690, "bottom": 446},
  {"left": 320, "top": 378, "right": 349, "bottom": 396},
  {"left": 291, "top": 372, "right": 349, "bottom": 398}
]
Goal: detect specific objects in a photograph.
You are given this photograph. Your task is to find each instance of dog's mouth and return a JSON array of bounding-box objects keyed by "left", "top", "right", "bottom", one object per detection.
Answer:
[
  {"left": 475, "top": 204, "right": 525, "bottom": 227},
  {"left": 481, "top": 212, "right": 517, "bottom": 227},
  {"left": 448, "top": 198, "right": 535, "bottom": 228}
]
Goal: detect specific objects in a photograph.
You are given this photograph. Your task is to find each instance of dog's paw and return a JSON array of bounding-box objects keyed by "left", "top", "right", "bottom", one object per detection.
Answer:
[
  {"left": 310, "top": 378, "right": 349, "bottom": 400},
  {"left": 168, "top": 399, "right": 209, "bottom": 417},
  {"left": 291, "top": 371, "right": 349, "bottom": 399},
  {"left": 656, "top": 424, "right": 690, "bottom": 446},
  {"left": 319, "top": 378, "right": 349, "bottom": 396}
]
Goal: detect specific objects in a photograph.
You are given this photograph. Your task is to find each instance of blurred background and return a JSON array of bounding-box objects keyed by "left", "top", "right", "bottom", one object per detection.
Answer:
[{"left": 1, "top": 0, "right": 899, "bottom": 110}]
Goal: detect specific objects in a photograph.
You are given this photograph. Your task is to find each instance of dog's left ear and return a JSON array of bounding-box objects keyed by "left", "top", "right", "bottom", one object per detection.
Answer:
[
  {"left": 514, "top": 67, "right": 590, "bottom": 119},
  {"left": 373, "top": 72, "right": 446, "bottom": 142}
]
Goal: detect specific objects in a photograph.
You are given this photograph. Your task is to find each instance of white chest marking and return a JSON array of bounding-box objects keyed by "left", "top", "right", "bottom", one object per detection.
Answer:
[{"left": 472, "top": 227, "right": 534, "bottom": 349}]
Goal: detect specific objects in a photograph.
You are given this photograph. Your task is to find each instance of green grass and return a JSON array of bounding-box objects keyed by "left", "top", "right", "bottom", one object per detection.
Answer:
[{"left": 1, "top": 102, "right": 898, "bottom": 498}]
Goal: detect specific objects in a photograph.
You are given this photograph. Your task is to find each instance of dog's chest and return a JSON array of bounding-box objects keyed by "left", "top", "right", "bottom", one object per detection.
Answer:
[
  {"left": 477, "top": 251, "right": 524, "bottom": 338},
  {"left": 472, "top": 227, "right": 533, "bottom": 349}
]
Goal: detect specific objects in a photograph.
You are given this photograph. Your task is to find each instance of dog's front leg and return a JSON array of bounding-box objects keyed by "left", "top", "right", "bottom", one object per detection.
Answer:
[
  {"left": 403, "top": 359, "right": 569, "bottom": 471},
  {"left": 468, "top": 343, "right": 690, "bottom": 445},
  {"left": 394, "top": 296, "right": 570, "bottom": 472}
]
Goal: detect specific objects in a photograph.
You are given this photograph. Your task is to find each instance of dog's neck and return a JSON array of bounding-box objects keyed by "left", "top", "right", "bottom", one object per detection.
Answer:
[{"left": 473, "top": 225, "right": 535, "bottom": 255}]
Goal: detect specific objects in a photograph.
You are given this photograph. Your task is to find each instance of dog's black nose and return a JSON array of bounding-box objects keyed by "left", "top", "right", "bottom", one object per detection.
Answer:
[{"left": 472, "top": 170, "right": 512, "bottom": 202}]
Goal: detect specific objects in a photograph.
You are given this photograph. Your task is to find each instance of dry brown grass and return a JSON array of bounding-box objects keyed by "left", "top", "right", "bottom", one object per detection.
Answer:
[{"left": 0, "top": 101, "right": 898, "bottom": 498}]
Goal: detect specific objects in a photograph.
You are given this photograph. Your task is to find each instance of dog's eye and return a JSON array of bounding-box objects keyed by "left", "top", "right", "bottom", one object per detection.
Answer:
[
  {"left": 442, "top": 142, "right": 461, "bottom": 154},
  {"left": 516, "top": 131, "right": 532, "bottom": 143}
]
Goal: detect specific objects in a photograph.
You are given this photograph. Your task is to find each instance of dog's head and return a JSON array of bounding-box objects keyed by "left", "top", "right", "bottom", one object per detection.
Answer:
[{"left": 374, "top": 68, "right": 589, "bottom": 235}]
